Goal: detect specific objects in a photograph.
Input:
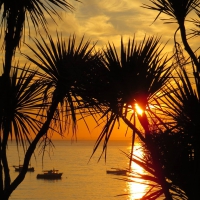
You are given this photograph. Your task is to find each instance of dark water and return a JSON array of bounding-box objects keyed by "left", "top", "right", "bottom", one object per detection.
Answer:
[{"left": 7, "top": 140, "right": 154, "bottom": 200}]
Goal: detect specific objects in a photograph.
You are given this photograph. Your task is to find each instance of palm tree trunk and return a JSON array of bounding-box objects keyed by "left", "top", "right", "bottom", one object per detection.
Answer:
[
  {"left": 1, "top": 97, "right": 60, "bottom": 200},
  {"left": 179, "top": 21, "right": 200, "bottom": 73},
  {"left": 0, "top": 145, "right": 4, "bottom": 196},
  {"left": 4, "top": 12, "right": 15, "bottom": 77},
  {"left": 0, "top": 76, "right": 11, "bottom": 198},
  {"left": 138, "top": 113, "right": 173, "bottom": 200},
  {"left": 121, "top": 114, "right": 173, "bottom": 199},
  {"left": 4, "top": 8, "right": 24, "bottom": 77},
  {"left": 1, "top": 131, "right": 11, "bottom": 191},
  {"left": 193, "top": 133, "right": 200, "bottom": 199},
  {"left": 145, "top": 135, "right": 172, "bottom": 200}
]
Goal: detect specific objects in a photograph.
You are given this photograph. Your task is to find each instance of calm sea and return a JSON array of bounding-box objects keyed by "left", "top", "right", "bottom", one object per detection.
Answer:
[{"left": 7, "top": 140, "right": 158, "bottom": 200}]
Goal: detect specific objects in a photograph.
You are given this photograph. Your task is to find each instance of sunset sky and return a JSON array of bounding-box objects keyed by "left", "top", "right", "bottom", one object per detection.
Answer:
[
  {"left": 48, "top": 0, "right": 177, "bottom": 52},
  {"left": 18, "top": 0, "right": 199, "bottom": 141},
  {"left": 53, "top": 0, "right": 198, "bottom": 51}
]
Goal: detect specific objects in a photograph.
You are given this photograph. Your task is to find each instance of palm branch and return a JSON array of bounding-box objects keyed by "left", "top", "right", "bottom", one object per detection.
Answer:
[
  {"left": 0, "top": 0, "right": 75, "bottom": 40},
  {"left": 141, "top": 0, "right": 200, "bottom": 73},
  {"left": 91, "top": 35, "right": 173, "bottom": 157},
  {"left": 23, "top": 33, "right": 104, "bottom": 141},
  {"left": 88, "top": 36, "right": 174, "bottom": 199},
  {"left": 0, "top": 64, "right": 45, "bottom": 194},
  {"left": 118, "top": 148, "right": 188, "bottom": 199},
  {"left": 4, "top": 34, "right": 105, "bottom": 199},
  {"left": 0, "top": 65, "right": 45, "bottom": 146},
  {"left": 142, "top": 0, "right": 199, "bottom": 23},
  {"left": 157, "top": 67, "right": 200, "bottom": 199},
  {"left": 0, "top": 0, "right": 77, "bottom": 76}
]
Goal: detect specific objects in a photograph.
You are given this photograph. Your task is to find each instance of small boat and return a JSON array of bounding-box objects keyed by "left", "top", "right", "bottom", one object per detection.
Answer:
[
  {"left": 13, "top": 164, "right": 34, "bottom": 172},
  {"left": 37, "top": 169, "right": 63, "bottom": 179},
  {"left": 106, "top": 168, "right": 128, "bottom": 176}
]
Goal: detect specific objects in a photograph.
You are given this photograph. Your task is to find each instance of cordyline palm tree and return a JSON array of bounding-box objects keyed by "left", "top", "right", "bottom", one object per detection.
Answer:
[
  {"left": 0, "top": 66, "right": 46, "bottom": 199},
  {"left": 157, "top": 67, "right": 200, "bottom": 199},
  {"left": 89, "top": 36, "right": 175, "bottom": 199},
  {"left": 140, "top": 1, "right": 200, "bottom": 198},
  {"left": 119, "top": 142, "right": 188, "bottom": 200},
  {"left": 0, "top": 33, "right": 105, "bottom": 200},
  {"left": 0, "top": 1, "right": 81, "bottom": 199},
  {"left": 142, "top": 0, "right": 200, "bottom": 73},
  {"left": 92, "top": 36, "right": 172, "bottom": 145},
  {"left": 122, "top": 48, "right": 200, "bottom": 199},
  {"left": 0, "top": 0, "right": 75, "bottom": 77}
]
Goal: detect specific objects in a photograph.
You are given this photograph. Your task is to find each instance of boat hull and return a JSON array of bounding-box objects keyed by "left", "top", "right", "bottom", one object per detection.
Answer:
[
  {"left": 15, "top": 167, "right": 35, "bottom": 172},
  {"left": 13, "top": 165, "right": 34, "bottom": 172},
  {"left": 106, "top": 169, "right": 127, "bottom": 175},
  {"left": 36, "top": 173, "right": 63, "bottom": 179}
]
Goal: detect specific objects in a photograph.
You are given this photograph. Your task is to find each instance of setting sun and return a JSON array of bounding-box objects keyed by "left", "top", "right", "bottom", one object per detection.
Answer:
[{"left": 134, "top": 103, "right": 143, "bottom": 116}]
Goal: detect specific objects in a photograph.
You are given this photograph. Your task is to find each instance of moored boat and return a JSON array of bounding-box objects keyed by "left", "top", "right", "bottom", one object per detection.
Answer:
[
  {"left": 37, "top": 169, "right": 63, "bottom": 179},
  {"left": 106, "top": 168, "right": 128, "bottom": 175},
  {"left": 13, "top": 164, "right": 34, "bottom": 172}
]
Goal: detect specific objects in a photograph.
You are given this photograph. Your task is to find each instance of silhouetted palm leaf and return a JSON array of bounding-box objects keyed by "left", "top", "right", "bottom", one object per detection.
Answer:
[
  {"left": 0, "top": 0, "right": 75, "bottom": 39},
  {"left": 92, "top": 36, "right": 173, "bottom": 158},
  {"left": 190, "top": 14, "right": 200, "bottom": 37},
  {"left": 117, "top": 148, "right": 188, "bottom": 199},
  {"left": 0, "top": 65, "right": 45, "bottom": 146},
  {"left": 156, "top": 67, "right": 200, "bottom": 199},
  {"left": 1, "top": 0, "right": 77, "bottom": 76},
  {"left": 7, "top": 34, "right": 106, "bottom": 198},
  {"left": 24, "top": 33, "right": 103, "bottom": 138},
  {"left": 142, "top": 0, "right": 200, "bottom": 73},
  {"left": 142, "top": 0, "right": 200, "bottom": 23}
]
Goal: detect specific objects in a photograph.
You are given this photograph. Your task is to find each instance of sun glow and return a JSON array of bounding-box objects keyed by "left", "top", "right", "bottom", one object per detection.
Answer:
[{"left": 134, "top": 103, "right": 143, "bottom": 116}]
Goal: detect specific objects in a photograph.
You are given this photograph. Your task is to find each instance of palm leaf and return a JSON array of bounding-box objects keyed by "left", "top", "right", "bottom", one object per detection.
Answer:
[
  {"left": 0, "top": 65, "right": 45, "bottom": 147},
  {"left": 0, "top": 0, "right": 75, "bottom": 38},
  {"left": 24, "top": 33, "right": 104, "bottom": 138},
  {"left": 142, "top": 0, "right": 200, "bottom": 23},
  {"left": 91, "top": 36, "right": 173, "bottom": 158}
]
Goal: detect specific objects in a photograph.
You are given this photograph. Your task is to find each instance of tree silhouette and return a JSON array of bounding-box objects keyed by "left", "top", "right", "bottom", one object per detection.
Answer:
[
  {"left": 3, "top": 33, "right": 102, "bottom": 199},
  {"left": 89, "top": 36, "right": 174, "bottom": 199},
  {"left": 0, "top": 1, "right": 82, "bottom": 199},
  {"left": 119, "top": 0, "right": 200, "bottom": 199},
  {"left": 1, "top": 0, "right": 200, "bottom": 199}
]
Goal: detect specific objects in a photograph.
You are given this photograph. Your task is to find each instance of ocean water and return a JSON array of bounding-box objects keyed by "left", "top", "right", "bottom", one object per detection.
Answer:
[{"left": 7, "top": 140, "right": 153, "bottom": 200}]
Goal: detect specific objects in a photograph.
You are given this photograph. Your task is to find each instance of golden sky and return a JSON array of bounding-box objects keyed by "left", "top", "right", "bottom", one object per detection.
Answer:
[
  {"left": 56, "top": 0, "right": 198, "bottom": 51},
  {"left": 20, "top": 0, "right": 199, "bottom": 67},
  {"left": 50, "top": 0, "right": 175, "bottom": 52},
  {"left": 19, "top": 0, "right": 178, "bottom": 59},
  {"left": 10, "top": 0, "right": 200, "bottom": 140}
]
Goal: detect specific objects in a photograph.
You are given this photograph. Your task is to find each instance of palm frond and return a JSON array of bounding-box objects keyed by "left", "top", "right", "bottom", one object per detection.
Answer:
[
  {"left": 142, "top": 0, "right": 200, "bottom": 23},
  {"left": 0, "top": 0, "right": 76, "bottom": 38},
  {"left": 153, "top": 66, "right": 200, "bottom": 199},
  {"left": 24, "top": 33, "right": 104, "bottom": 138},
  {"left": 103, "top": 36, "right": 172, "bottom": 110},
  {"left": 89, "top": 36, "right": 173, "bottom": 161},
  {"left": 0, "top": 65, "right": 46, "bottom": 148}
]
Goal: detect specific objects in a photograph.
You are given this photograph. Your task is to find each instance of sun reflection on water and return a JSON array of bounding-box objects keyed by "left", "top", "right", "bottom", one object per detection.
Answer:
[{"left": 126, "top": 143, "right": 149, "bottom": 200}]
